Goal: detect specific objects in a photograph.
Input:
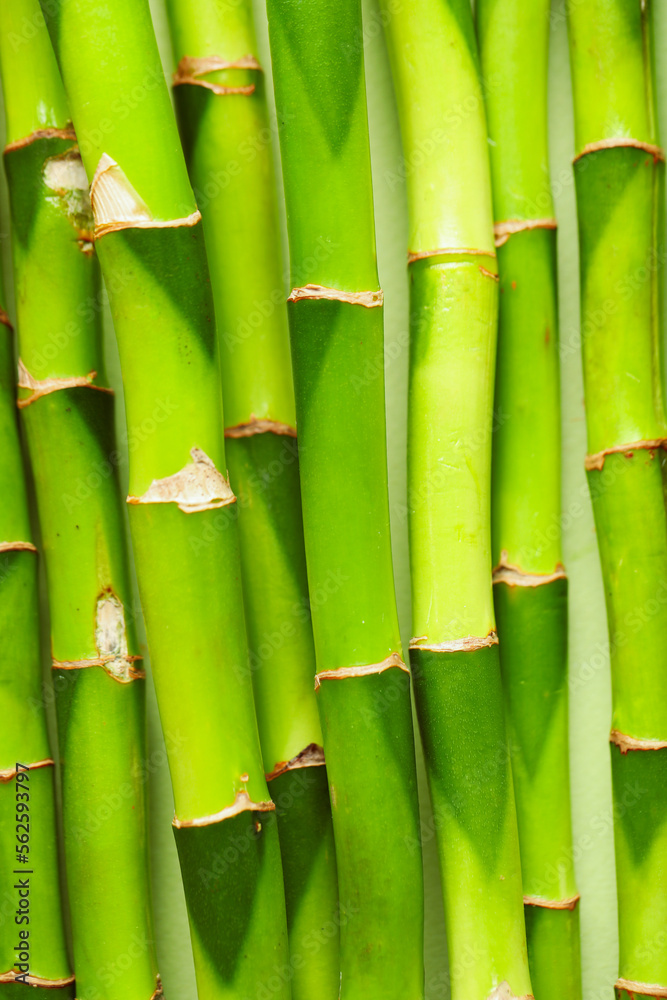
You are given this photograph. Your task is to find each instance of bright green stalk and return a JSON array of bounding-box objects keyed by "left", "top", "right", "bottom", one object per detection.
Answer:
[
  {"left": 162, "top": 3, "right": 338, "bottom": 996},
  {"left": 568, "top": 4, "right": 667, "bottom": 998},
  {"left": 265, "top": 2, "right": 423, "bottom": 998},
  {"left": 381, "top": 2, "right": 532, "bottom": 998},
  {"left": 0, "top": 264, "right": 72, "bottom": 994},
  {"left": 476, "top": 4, "right": 582, "bottom": 997},
  {"left": 38, "top": 2, "right": 290, "bottom": 998},
  {"left": 0, "top": 3, "right": 160, "bottom": 998}
]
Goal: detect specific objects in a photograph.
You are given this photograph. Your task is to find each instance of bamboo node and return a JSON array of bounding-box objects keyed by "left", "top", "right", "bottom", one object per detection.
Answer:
[
  {"left": 127, "top": 447, "right": 236, "bottom": 514},
  {"left": 407, "top": 246, "right": 497, "bottom": 264},
  {"left": 3, "top": 126, "right": 77, "bottom": 154},
  {"left": 493, "top": 218, "right": 558, "bottom": 247},
  {"left": 173, "top": 55, "right": 262, "bottom": 96},
  {"left": 225, "top": 416, "right": 297, "bottom": 438},
  {"left": 266, "top": 743, "right": 326, "bottom": 781},
  {"left": 0, "top": 540, "right": 37, "bottom": 553},
  {"left": 409, "top": 631, "right": 498, "bottom": 652},
  {"left": 0, "top": 971, "right": 75, "bottom": 987},
  {"left": 287, "top": 284, "right": 383, "bottom": 308},
  {"left": 523, "top": 893, "right": 580, "bottom": 910},
  {"left": 53, "top": 592, "right": 145, "bottom": 683},
  {"left": 90, "top": 153, "right": 202, "bottom": 237},
  {"left": 615, "top": 979, "right": 667, "bottom": 999},
  {"left": 0, "top": 759, "right": 54, "bottom": 783},
  {"left": 486, "top": 981, "right": 534, "bottom": 1000},
  {"left": 314, "top": 652, "right": 408, "bottom": 690},
  {"left": 493, "top": 553, "right": 567, "bottom": 588},
  {"left": 150, "top": 975, "right": 164, "bottom": 999},
  {"left": 585, "top": 438, "right": 667, "bottom": 471},
  {"left": 0, "top": 307, "right": 12, "bottom": 330},
  {"left": 173, "top": 790, "right": 275, "bottom": 828},
  {"left": 17, "top": 358, "right": 113, "bottom": 408},
  {"left": 573, "top": 138, "right": 666, "bottom": 163},
  {"left": 610, "top": 730, "right": 667, "bottom": 754}
]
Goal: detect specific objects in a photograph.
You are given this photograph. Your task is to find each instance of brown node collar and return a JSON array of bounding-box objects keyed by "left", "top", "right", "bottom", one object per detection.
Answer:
[
  {"left": 610, "top": 729, "right": 667, "bottom": 754},
  {"left": 17, "top": 359, "right": 113, "bottom": 408},
  {"left": 173, "top": 790, "right": 275, "bottom": 828},
  {"left": 408, "top": 246, "right": 496, "bottom": 263},
  {"left": 288, "top": 284, "right": 383, "bottom": 308},
  {"left": 0, "top": 307, "right": 12, "bottom": 330},
  {"left": 315, "top": 652, "right": 408, "bottom": 690},
  {"left": 127, "top": 448, "right": 236, "bottom": 514},
  {"left": 574, "top": 137, "right": 665, "bottom": 163},
  {"left": 266, "top": 743, "right": 326, "bottom": 781},
  {"left": 615, "top": 979, "right": 667, "bottom": 999},
  {"left": 523, "top": 893, "right": 580, "bottom": 910},
  {"left": 493, "top": 218, "right": 557, "bottom": 247},
  {"left": 493, "top": 552, "right": 567, "bottom": 588},
  {"left": 0, "top": 971, "right": 75, "bottom": 987},
  {"left": 0, "top": 759, "right": 54, "bottom": 783},
  {"left": 585, "top": 438, "right": 667, "bottom": 471},
  {"left": 4, "top": 127, "right": 76, "bottom": 154},
  {"left": 225, "top": 416, "right": 297, "bottom": 438},
  {"left": 173, "top": 55, "right": 262, "bottom": 96},
  {"left": 410, "top": 631, "right": 498, "bottom": 652},
  {"left": 53, "top": 655, "right": 146, "bottom": 682},
  {"left": 0, "top": 540, "right": 37, "bottom": 554}
]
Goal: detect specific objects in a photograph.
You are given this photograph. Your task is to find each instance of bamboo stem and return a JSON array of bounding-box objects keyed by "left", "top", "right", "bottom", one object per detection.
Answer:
[
  {"left": 380, "top": 2, "right": 532, "bottom": 997},
  {"left": 0, "top": 241, "right": 72, "bottom": 995},
  {"left": 476, "top": 2, "right": 582, "bottom": 995},
  {"left": 162, "top": 1, "right": 339, "bottom": 995},
  {"left": 37, "top": 1, "right": 291, "bottom": 997},
  {"left": 0, "top": 2, "right": 161, "bottom": 997},
  {"left": 265, "top": 1, "right": 424, "bottom": 996},
  {"left": 568, "top": 3, "right": 667, "bottom": 998}
]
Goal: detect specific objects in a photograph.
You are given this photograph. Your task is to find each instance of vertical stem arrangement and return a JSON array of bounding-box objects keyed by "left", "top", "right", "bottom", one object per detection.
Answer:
[
  {"left": 266, "top": 1, "right": 424, "bottom": 997},
  {"left": 381, "top": 2, "right": 532, "bottom": 997},
  {"left": 0, "top": 2, "right": 160, "bottom": 998},
  {"left": 162, "top": 2, "right": 339, "bottom": 995},
  {"left": 38, "top": 2, "right": 290, "bottom": 998},
  {"left": 568, "top": 4, "right": 667, "bottom": 998},
  {"left": 476, "top": 3, "right": 582, "bottom": 997},
  {"left": 0, "top": 262, "right": 72, "bottom": 998}
]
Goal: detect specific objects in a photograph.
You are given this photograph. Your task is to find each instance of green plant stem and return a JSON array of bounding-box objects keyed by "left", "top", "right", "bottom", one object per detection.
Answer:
[
  {"left": 0, "top": 252, "right": 72, "bottom": 996},
  {"left": 162, "top": 3, "right": 339, "bottom": 994},
  {"left": 381, "top": 2, "right": 532, "bottom": 997},
  {"left": 265, "top": 1, "right": 424, "bottom": 997},
  {"left": 568, "top": 3, "right": 667, "bottom": 998},
  {"left": 476, "top": 3, "right": 581, "bottom": 996},
  {"left": 0, "top": 4, "right": 160, "bottom": 997},
  {"left": 38, "top": 2, "right": 291, "bottom": 997}
]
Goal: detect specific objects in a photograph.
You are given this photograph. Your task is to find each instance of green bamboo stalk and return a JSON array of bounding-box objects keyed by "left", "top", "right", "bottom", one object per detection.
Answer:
[
  {"left": 162, "top": 3, "right": 339, "bottom": 996},
  {"left": 0, "top": 3, "right": 160, "bottom": 998},
  {"left": 0, "top": 254, "right": 72, "bottom": 994},
  {"left": 568, "top": 3, "right": 667, "bottom": 998},
  {"left": 37, "top": 1, "right": 291, "bottom": 997},
  {"left": 265, "top": 1, "right": 424, "bottom": 997},
  {"left": 380, "top": 2, "right": 532, "bottom": 997},
  {"left": 476, "top": 3, "right": 582, "bottom": 997}
]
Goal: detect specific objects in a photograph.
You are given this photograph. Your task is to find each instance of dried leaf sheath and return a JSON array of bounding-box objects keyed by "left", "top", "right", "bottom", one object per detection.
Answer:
[
  {"left": 162, "top": 2, "right": 339, "bottom": 996},
  {"left": 37, "top": 0, "right": 291, "bottom": 997}
]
